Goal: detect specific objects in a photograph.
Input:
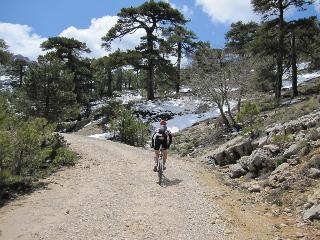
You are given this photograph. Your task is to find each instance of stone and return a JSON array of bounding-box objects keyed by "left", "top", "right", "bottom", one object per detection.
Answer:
[
  {"left": 263, "top": 144, "right": 280, "bottom": 154},
  {"left": 229, "top": 163, "right": 247, "bottom": 179},
  {"left": 244, "top": 171, "right": 257, "bottom": 180},
  {"left": 271, "top": 163, "right": 290, "bottom": 176},
  {"left": 252, "top": 136, "right": 268, "bottom": 148},
  {"left": 283, "top": 143, "right": 303, "bottom": 158},
  {"left": 308, "top": 168, "right": 320, "bottom": 179},
  {"left": 206, "top": 136, "right": 253, "bottom": 166},
  {"left": 303, "top": 204, "right": 320, "bottom": 221},
  {"left": 287, "top": 158, "right": 299, "bottom": 166},
  {"left": 248, "top": 184, "right": 261, "bottom": 192}
]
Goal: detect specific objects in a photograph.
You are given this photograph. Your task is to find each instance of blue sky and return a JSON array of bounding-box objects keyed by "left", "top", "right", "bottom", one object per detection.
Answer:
[{"left": 0, "top": 0, "right": 319, "bottom": 59}]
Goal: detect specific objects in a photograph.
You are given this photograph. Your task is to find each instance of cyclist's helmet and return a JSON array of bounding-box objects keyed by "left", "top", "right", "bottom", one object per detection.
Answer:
[{"left": 160, "top": 120, "right": 167, "bottom": 125}]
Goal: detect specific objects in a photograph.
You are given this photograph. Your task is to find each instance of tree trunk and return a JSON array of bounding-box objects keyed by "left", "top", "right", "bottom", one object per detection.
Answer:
[
  {"left": 218, "top": 104, "right": 232, "bottom": 129},
  {"left": 107, "top": 69, "right": 113, "bottom": 97},
  {"left": 276, "top": 0, "right": 284, "bottom": 99},
  {"left": 176, "top": 42, "right": 182, "bottom": 93},
  {"left": 291, "top": 31, "right": 298, "bottom": 97},
  {"left": 19, "top": 64, "right": 23, "bottom": 87},
  {"left": 135, "top": 69, "right": 139, "bottom": 89},
  {"left": 146, "top": 32, "right": 155, "bottom": 100},
  {"left": 116, "top": 69, "right": 123, "bottom": 92},
  {"left": 128, "top": 76, "right": 132, "bottom": 90}
]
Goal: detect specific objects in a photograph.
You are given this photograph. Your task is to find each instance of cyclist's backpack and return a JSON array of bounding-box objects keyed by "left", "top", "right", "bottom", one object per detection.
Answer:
[{"left": 155, "top": 126, "right": 167, "bottom": 141}]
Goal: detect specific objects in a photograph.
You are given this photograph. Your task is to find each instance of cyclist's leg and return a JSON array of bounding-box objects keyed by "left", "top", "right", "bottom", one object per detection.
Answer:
[
  {"left": 153, "top": 140, "right": 161, "bottom": 171},
  {"left": 163, "top": 149, "right": 168, "bottom": 161}
]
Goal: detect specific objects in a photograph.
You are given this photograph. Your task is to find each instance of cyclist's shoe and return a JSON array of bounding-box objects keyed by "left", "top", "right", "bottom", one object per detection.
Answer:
[
  {"left": 163, "top": 165, "right": 166, "bottom": 170},
  {"left": 153, "top": 165, "right": 158, "bottom": 172}
]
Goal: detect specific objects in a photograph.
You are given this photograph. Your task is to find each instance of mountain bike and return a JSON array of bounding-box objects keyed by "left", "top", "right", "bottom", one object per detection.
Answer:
[{"left": 157, "top": 148, "right": 164, "bottom": 185}]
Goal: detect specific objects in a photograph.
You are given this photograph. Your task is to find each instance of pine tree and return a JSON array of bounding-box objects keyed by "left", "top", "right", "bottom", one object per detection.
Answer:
[
  {"left": 102, "top": 0, "right": 186, "bottom": 100},
  {"left": 24, "top": 53, "right": 78, "bottom": 122},
  {"left": 251, "top": 0, "right": 314, "bottom": 99},
  {"left": 162, "top": 25, "right": 197, "bottom": 93},
  {"left": 225, "top": 21, "right": 259, "bottom": 56},
  {"left": 41, "top": 37, "right": 91, "bottom": 105},
  {"left": 0, "top": 39, "right": 12, "bottom": 66},
  {"left": 287, "top": 16, "right": 319, "bottom": 96}
]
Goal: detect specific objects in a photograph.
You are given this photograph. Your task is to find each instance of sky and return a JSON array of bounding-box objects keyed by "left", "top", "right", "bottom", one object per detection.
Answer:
[{"left": 0, "top": 0, "right": 320, "bottom": 60}]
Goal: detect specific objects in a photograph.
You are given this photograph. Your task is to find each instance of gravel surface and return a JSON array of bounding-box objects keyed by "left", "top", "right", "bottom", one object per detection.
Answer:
[{"left": 0, "top": 134, "right": 273, "bottom": 240}]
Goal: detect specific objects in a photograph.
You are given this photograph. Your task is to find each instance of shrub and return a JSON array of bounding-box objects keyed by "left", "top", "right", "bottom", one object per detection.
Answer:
[
  {"left": 53, "top": 148, "right": 77, "bottom": 166},
  {"left": 109, "top": 106, "right": 149, "bottom": 147},
  {"left": 0, "top": 95, "right": 78, "bottom": 190},
  {"left": 236, "top": 101, "right": 262, "bottom": 138},
  {"left": 272, "top": 133, "right": 293, "bottom": 145}
]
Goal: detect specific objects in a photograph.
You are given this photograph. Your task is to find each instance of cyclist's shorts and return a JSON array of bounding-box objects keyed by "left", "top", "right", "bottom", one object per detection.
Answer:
[{"left": 154, "top": 139, "right": 168, "bottom": 150}]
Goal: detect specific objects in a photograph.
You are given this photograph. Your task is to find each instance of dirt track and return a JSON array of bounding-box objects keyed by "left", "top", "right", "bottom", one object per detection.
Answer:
[{"left": 0, "top": 134, "right": 276, "bottom": 240}]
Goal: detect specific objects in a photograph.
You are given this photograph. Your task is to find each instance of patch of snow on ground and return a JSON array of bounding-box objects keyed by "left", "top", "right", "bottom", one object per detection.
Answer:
[
  {"left": 115, "top": 90, "right": 143, "bottom": 104},
  {"left": 283, "top": 70, "right": 320, "bottom": 89},
  {"left": 89, "top": 132, "right": 113, "bottom": 140},
  {"left": 297, "top": 62, "right": 310, "bottom": 71},
  {"left": 152, "top": 110, "right": 219, "bottom": 133},
  {"left": 281, "top": 98, "right": 302, "bottom": 106},
  {"left": 180, "top": 86, "right": 192, "bottom": 93},
  {"left": 134, "top": 96, "right": 203, "bottom": 115},
  {"left": 0, "top": 75, "right": 11, "bottom": 91}
]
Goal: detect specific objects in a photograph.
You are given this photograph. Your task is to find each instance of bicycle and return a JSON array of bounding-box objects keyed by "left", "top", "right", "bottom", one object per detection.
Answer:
[{"left": 157, "top": 148, "right": 164, "bottom": 185}]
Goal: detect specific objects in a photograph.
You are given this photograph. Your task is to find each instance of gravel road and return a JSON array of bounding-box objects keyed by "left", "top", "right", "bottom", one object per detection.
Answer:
[{"left": 0, "top": 134, "right": 274, "bottom": 240}]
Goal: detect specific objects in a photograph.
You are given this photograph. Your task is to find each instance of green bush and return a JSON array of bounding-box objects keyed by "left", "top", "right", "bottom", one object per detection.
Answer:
[
  {"left": 109, "top": 106, "right": 149, "bottom": 147},
  {"left": 272, "top": 133, "right": 293, "bottom": 145},
  {"left": 236, "top": 101, "right": 262, "bottom": 137},
  {"left": 0, "top": 95, "right": 78, "bottom": 190},
  {"left": 53, "top": 148, "right": 77, "bottom": 166}
]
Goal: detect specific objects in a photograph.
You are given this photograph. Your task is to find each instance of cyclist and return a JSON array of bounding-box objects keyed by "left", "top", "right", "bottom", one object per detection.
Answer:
[{"left": 151, "top": 120, "right": 172, "bottom": 172}]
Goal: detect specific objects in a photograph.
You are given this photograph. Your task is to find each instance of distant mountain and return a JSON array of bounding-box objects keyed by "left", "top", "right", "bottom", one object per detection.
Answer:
[{"left": 13, "top": 54, "right": 31, "bottom": 62}]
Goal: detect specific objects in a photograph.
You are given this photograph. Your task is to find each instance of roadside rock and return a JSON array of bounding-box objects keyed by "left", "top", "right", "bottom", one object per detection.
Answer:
[
  {"left": 271, "top": 163, "right": 290, "bottom": 176},
  {"left": 263, "top": 144, "right": 280, "bottom": 154},
  {"left": 252, "top": 136, "right": 268, "bottom": 148},
  {"left": 229, "top": 163, "right": 247, "bottom": 179},
  {"left": 283, "top": 142, "right": 303, "bottom": 158},
  {"left": 206, "top": 136, "right": 254, "bottom": 166},
  {"left": 248, "top": 184, "right": 261, "bottom": 192},
  {"left": 303, "top": 204, "right": 320, "bottom": 221},
  {"left": 266, "top": 110, "right": 320, "bottom": 137},
  {"left": 240, "top": 148, "right": 273, "bottom": 174},
  {"left": 308, "top": 168, "right": 320, "bottom": 179}
]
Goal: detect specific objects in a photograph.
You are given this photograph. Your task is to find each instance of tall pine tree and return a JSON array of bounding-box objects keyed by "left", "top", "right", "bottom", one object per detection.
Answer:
[
  {"left": 101, "top": 1, "right": 186, "bottom": 100},
  {"left": 251, "top": 0, "right": 314, "bottom": 99}
]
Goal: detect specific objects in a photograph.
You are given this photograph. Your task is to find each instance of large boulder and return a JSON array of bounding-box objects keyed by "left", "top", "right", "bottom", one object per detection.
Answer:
[
  {"left": 308, "top": 168, "right": 320, "bottom": 179},
  {"left": 303, "top": 204, "right": 320, "bottom": 221},
  {"left": 239, "top": 148, "right": 271, "bottom": 173},
  {"left": 263, "top": 144, "right": 280, "bottom": 154},
  {"left": 206, "top": 136, "right": 254, "bottom": 166},
  {"left": 265, "top": 110, "right": 320, "bottom": 137},
  {"left": 229, "top": 163, "right": 247, "bottom": 179},
  {"left": 283, "top": 142, "right": 303, "bottom": 158}
]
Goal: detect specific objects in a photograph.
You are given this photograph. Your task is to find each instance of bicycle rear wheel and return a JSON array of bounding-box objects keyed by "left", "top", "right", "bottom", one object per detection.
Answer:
[{"left": 158, "top": 156, "right": 163, "bottom": 185}]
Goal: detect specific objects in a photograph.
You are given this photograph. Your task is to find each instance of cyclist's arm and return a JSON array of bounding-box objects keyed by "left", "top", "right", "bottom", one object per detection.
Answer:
[
  {"left": 151, "top": 132, "right": 155, "bottom": 148},
  {"left": 168, "top": 132, "right": 172, "bottom": 147}
]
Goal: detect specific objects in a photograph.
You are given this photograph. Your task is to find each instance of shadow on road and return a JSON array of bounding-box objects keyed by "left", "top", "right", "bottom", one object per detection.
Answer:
[{"left": 162, "top": 176, "right": 183, "bottom": 187}]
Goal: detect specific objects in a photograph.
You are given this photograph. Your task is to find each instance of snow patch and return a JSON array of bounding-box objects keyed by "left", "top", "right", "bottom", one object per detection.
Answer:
[
  {"left": 283, "top": 70, "right": 320, "bottom": 89},
  {"left": 89, "top": 132, "right": 113, "bottom": 140}
]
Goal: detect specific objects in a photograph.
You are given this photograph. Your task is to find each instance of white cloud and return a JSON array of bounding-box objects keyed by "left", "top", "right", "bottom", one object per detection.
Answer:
[
  {"left": 315, "top": 0, "right": 320, "bottom": 13},
  {"left": 60, "top": 15, "right": 145, "bottom": 58},
  {"left": 164, "top": 0, "right": 194, "bottom": 18},
  {"left": 0, "top": 23, "right": 46, "bottom": 60},
  {"left": 0, "top": 15, "right": 145, "bottom": 60},
  {"left": 181, "top": 5, "right": 194, "bottom": 18},
  {"left": 195, "top": 0, "right": 259, "bottom": 23}
]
